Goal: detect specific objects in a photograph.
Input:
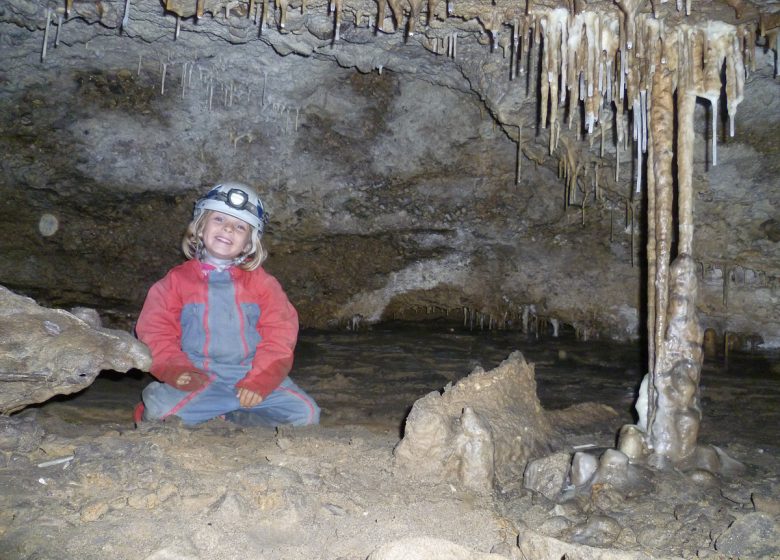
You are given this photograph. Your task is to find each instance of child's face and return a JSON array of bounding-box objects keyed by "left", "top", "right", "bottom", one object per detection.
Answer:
[{"left": 201, "top": 211, "right": 252, "bottom": 260}]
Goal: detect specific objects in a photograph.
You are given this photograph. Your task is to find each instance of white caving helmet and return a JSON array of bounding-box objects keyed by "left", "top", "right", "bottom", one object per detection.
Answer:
[{"left": 194, "top": 182, "right": 268, "bottom": 235}]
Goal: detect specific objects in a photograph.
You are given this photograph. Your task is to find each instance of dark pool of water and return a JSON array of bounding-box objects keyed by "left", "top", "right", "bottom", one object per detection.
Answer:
[{"left": 37, "top": 322, "right": 780, "bottom": 451}]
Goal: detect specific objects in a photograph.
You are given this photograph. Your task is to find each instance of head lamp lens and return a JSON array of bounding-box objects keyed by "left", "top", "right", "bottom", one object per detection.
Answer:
[{"left": 226, "top": 188, "right": 249, "bottom": 210}]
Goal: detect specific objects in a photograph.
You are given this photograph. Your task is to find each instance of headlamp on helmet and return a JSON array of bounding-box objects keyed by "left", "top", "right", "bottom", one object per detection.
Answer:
[{"left": 194, "top": 182, "right": 267, "bottom": 234}]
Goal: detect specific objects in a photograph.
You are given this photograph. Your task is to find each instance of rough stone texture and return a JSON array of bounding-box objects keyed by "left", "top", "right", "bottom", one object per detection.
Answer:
[
  {"left": 367, "top": 537, "right": 506, "bottom": 560},
  {"left": 0, "top": 285, "right": 151, "bottom": 414},
  {"left": 394, "top": 351, "right": 553, "bottom": 489},
  {"left": 522, "top": 452, "right": 572, "bottom": 501},
  {"left": 714, "top": 512, "right": 780, "bottom": 558},
  {"left": 0, "top": 0, "right": 776, "bottom": 350},
  {"left": 517, "top": 528, "right": 681, "bottom": 560}
]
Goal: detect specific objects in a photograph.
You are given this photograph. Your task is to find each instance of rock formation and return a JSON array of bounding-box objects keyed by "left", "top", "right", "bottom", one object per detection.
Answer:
[
  {"left": 394, "top": 351, "right": 553, "bottom": 489},
  {"left": 0, "top": 285, "right": 151, "bottom": 414}
]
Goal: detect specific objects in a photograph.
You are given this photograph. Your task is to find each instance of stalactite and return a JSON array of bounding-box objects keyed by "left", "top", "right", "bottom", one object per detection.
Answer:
[
  {"left": 387, "top": 0, "right": 403, "bottom": 32},
  {"left": 261, "top": 0, "right": 270, "bottom": 28},
  {"left": 516, "top": 125, "right": 522, "bottom": 185},
  {"left": 377, "top": 0, "right": 387, "bottom": 33},
  {"left": 55, "top": 13, "right": 62, "bottom": 47},
  {"left": 121, "top": 0, "right": 131, "bottom": 32},
  {"left": 408, "top": 0, "right": 425, "bottom": 37},
  {"left": 41, "top": 8, "right": 51, "bottom": 63},
  {"left": 427, "top": 0, "right": 439, "bottom": 26},
  {"left": 279, "top": 0, "right": 289, "bottom": 29},
  {"left": 333, "top": 0, "right": 342, "bottom": 40},
  {"left": 511, "top": 20, "right": 519, "bottom": 80}
]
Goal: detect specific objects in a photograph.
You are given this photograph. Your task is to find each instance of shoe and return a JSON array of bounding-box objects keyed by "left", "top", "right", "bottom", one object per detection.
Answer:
[{"left": 133, "top": 402, "right": 145, "bottom": 428}]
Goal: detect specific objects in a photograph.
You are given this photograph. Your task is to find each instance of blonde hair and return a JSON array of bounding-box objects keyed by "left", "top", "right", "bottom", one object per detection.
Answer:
[{"left": 182, "top": 210, "right": 268, "bottom": 271}]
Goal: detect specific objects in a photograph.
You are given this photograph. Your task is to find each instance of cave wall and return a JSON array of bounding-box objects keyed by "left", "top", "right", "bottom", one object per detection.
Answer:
[{"left": 0, "top": 0, "right": 778, "bottom": 346}]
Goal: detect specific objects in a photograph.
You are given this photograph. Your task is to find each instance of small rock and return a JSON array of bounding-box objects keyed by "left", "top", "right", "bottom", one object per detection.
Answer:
[
  {"left": 538, "top": 515, "right": 572, "bottom": 537},
  {"left": 567, "top": 514, "right": 623, "bottom": 547},
  {"left": 80, "top": 501, "right": 109, "bottom": 522},
  {"left": 128, "top": 491, "right": 160, "bottom": 509},
  {"left": 157, "top": 482, "right": 178, "bottom": 503},
  {"left": 687, "top": 468, "right": 718, "bottom": 486},
  {"left": 617, "top": 424, "right": 648, "bottom": 461},
  {"left": 523, "top": 452, "right": 571, "bottom": 501},
  {"left": 570, "top": 451, "right": 598, "bottom": 487}
]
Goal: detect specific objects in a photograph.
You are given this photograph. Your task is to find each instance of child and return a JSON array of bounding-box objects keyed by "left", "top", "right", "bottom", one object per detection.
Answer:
[{"left": 134, "top": 182, "right": 320, "bottom": 427}]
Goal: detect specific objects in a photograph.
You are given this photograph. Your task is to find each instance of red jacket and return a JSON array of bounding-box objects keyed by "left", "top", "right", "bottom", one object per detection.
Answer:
[{"left": 136, "top": 259, "right": 298, "bottom": 398}]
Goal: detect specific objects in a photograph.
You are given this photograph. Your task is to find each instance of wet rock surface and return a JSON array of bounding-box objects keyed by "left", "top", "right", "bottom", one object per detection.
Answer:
[{"left": 1, "top": 327, "right": 777, "bottom": 559}]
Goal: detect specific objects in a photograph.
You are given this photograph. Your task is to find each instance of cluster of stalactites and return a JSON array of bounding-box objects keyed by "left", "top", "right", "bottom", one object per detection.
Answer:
[
  {"left": 522, "top": 5, "right": 754, "bottom": 170},
  {"left": 156, "top": 0, "right": 761, "bottom": 170}
]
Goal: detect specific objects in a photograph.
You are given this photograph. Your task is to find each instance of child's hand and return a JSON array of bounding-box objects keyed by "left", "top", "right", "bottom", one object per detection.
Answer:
[
  {"left": 174, "top": 371, "right": 209, "bottom": 391},
  {"left": 237, "top": 388, "right": 263, "bottom": 408}
]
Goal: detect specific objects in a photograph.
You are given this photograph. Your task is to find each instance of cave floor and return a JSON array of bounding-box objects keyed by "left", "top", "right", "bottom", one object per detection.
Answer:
[{"left": 2, "top": 326, "right": 779, "bottom": 559}]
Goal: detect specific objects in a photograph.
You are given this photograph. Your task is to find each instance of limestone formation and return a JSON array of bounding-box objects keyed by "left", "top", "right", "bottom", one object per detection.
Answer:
[
  {"left": 394, "top": 351, "right": 553, "bottom": 490},
  {"left": 0, "top": 285, "right": 151, "bottom": 414}
]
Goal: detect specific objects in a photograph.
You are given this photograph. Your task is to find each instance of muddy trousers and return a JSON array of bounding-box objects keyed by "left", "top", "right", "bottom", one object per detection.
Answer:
[{"left": 141, "top": 376, "right": 320, "bottom": 427}]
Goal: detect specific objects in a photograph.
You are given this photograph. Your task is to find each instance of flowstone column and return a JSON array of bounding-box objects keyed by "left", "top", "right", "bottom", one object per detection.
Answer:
[{"left": 645, "top": 48, "right": 704, "bottom": 464}]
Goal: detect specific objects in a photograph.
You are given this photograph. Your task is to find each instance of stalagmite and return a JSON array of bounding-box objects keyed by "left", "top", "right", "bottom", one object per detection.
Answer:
[{"left": 161, "top": 62, "right": 167, "bottom": 95}]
